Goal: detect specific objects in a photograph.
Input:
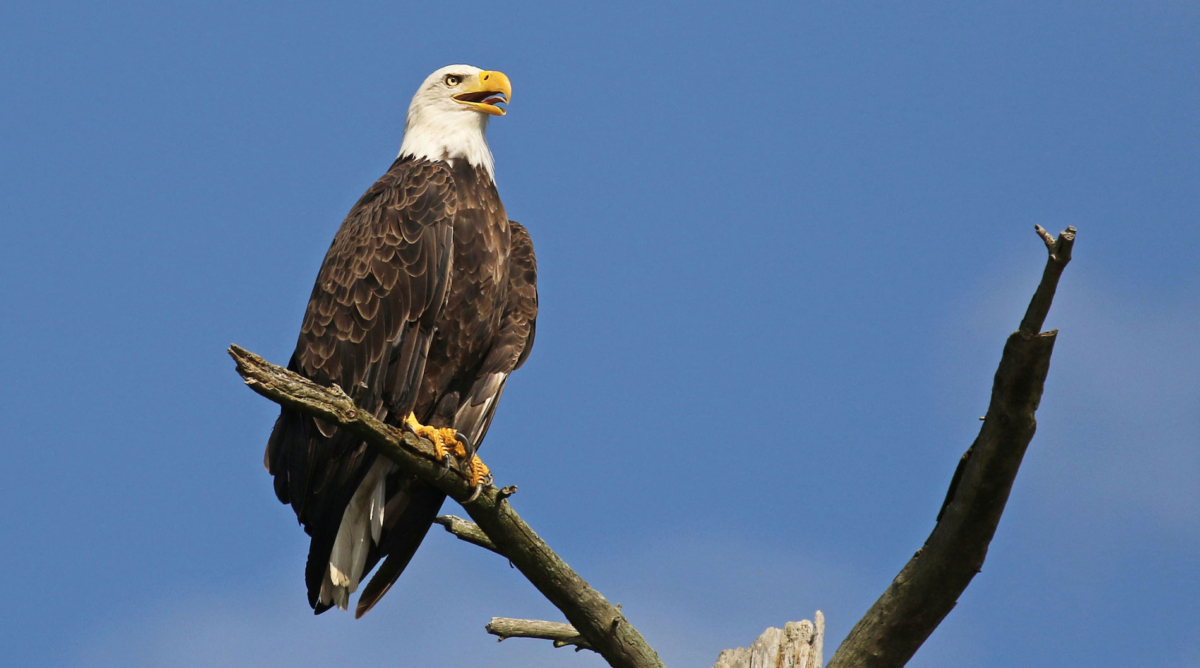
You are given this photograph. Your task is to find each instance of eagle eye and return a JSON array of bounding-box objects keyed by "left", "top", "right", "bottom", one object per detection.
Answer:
[{"left": 443, "top": 74, "right": 462, "bottom": 86}]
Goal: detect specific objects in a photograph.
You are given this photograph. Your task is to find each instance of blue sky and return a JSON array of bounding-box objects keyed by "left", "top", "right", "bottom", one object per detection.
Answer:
[{"left": 2, "top": 1, "right": 1197, "bottom": 666}]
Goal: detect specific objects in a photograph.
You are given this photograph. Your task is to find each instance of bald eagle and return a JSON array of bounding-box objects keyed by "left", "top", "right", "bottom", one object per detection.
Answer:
[{"left": 264, "top": 65, "right": 538, "bottom": 617}]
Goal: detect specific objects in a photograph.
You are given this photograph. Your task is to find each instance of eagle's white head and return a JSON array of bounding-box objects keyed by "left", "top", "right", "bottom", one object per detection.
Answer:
[{"left": 397, "top": 64, "right": 512, "bottom": 181}]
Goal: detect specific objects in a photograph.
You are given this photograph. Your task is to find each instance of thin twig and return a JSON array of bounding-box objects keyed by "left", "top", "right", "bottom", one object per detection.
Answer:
[
  {"left": 434, "top": 515, "right": 501, "bottom": 554},
  {"left": 1020, "top": 225, "right": 1076, "bottom": 334},
  {"left": 486, "top": 617, "right": 594, "bottom": 652}
]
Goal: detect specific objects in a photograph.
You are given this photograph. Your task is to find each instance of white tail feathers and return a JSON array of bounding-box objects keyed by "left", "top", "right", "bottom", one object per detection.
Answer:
[{"left": 319, "top": 458, "right": 395, "bottom": 610}]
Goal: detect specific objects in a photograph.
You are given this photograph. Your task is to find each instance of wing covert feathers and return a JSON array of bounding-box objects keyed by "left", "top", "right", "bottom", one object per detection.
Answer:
[
  {"left": 295, "top": 158, "right": 455, "bottom": 396},
  {"left": 265, "top": 158, "right": 456, "bottom": 613}
]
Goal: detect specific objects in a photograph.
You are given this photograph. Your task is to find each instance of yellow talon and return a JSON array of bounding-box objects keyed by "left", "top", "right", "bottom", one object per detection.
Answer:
[
  {"left": 469, "top": 455, "right": 491, "bottom": 488},
  {"left": 405, "top": 413, "right": 491, "bottom": 490},
  {"left": 438, "top": 428, "right": 467, "bottom": 459},
  {"left": 405, "top": 413, "right": 451, "bottom": 460}
]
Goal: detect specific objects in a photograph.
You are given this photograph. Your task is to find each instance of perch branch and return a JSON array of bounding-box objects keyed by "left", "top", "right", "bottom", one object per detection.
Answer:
[
  {"left": 486, "top": 617, "right": 594, "bottom": 651},
  {"left": 434, "top": 515, "right": 501, "bottom": 554},
  {"left": 827, "top": 226, "right": 1077, "bottom": 668},
  {"left": 229, "top": 345, "right": 665, "bottom": 668}
]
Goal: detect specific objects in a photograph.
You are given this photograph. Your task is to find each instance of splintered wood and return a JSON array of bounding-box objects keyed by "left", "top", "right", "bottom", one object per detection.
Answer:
[{"left": 713, "top": 612, "right": 824, "bottom": 668}]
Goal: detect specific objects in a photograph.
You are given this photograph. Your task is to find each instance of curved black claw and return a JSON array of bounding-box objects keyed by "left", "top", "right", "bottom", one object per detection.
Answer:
[
  {"left": 456, "top": 432, "right": 476, "bottom": 463},
  {"left": 466, "top": 482, "right": 484, "bottom": 503}
]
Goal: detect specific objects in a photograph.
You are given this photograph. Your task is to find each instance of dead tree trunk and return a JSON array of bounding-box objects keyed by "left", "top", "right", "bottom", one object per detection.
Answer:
[{"left": 713, "top": 613, "right": 824, "bottom": 668}]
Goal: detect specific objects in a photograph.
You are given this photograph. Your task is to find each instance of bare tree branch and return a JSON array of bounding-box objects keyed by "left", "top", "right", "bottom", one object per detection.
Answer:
[
  {"left": 228, "top": 345, "right": 666, "bottom": 668},
  {"left": 827, "top": 226, "right": 1078, "bottom": 668},
  {"left": 486, "top": 617, "right": 594, "bottom": 651},
  {"left": 434, "top": 515, "right": 501, "bottom": 554},
  {"left": 1021, "top": 225, "right": 1075, "bottom": 334}
]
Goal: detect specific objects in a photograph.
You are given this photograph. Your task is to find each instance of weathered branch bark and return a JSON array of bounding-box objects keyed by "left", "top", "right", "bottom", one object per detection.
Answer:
[
  {"left": 713, "top": 613, "right": 825, "bottom": 668},
  {"left": 827, "top": 227, "right": 1077, "bottom": 668},
  {"left": 229, "top": 346, "right": 665, "bottom": 668},
  {"left": 434, "top": 514, "right": 501, "bottom": 554},
  {"left": 486, "top": 617, "right": 594, "bottom": 651}
]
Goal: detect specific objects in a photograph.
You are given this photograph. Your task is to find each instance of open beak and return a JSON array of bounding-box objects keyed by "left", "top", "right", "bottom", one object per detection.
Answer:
[{"left": 452, "top": 70, "right": 512, "bottom": 116}]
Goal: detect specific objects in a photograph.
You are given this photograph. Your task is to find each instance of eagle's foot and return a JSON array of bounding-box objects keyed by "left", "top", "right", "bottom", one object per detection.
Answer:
[
  {"left": 450, "top": 439, "right": 491, "bottom": 500},
  {"left": 403, "top": 414, "right": 489, "bottom": 497},
  {"left": 470, "top": 455, "right": 492, "bottom": 486},
  {"left": 466, "top": 457, "right": 492, "bottom": 502},
  {"left": 404, "top": 413, "right": 462, "bottom": 464}
]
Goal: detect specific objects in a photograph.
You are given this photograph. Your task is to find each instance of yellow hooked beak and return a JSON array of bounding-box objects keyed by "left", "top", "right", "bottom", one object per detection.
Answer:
[{"left": 452, "top": 70, "right": 512, "bottom": 116}]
